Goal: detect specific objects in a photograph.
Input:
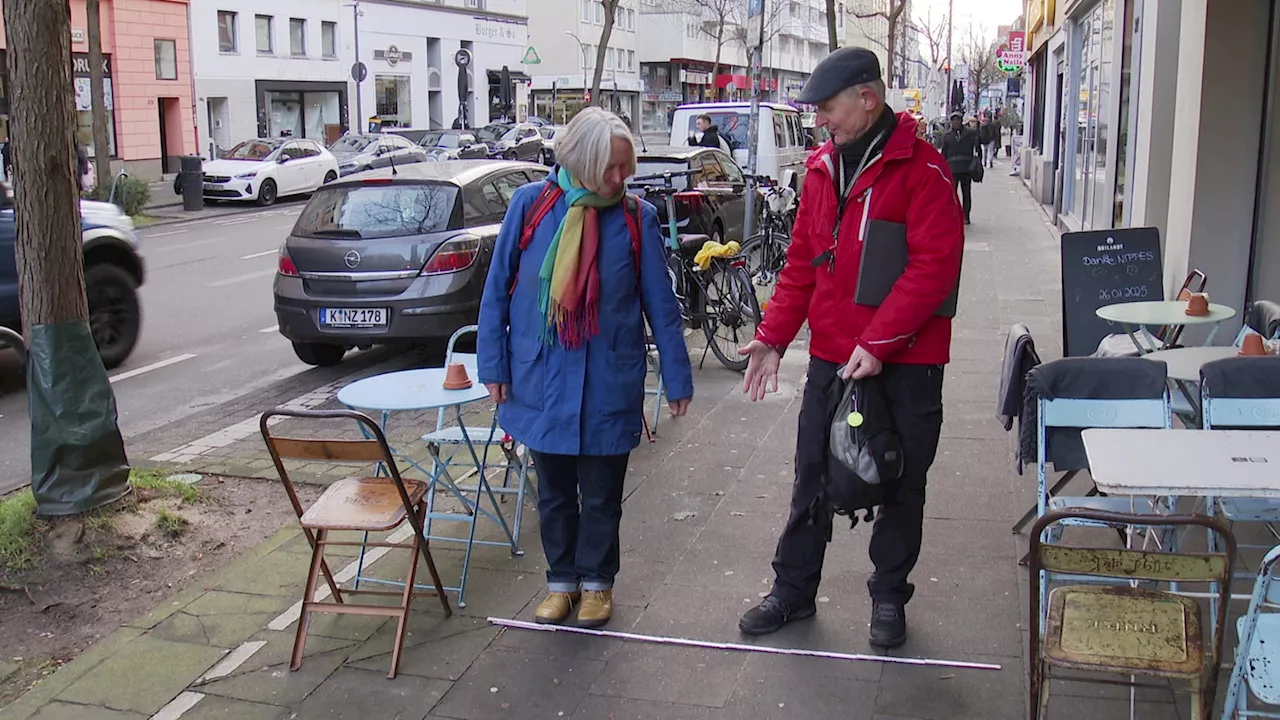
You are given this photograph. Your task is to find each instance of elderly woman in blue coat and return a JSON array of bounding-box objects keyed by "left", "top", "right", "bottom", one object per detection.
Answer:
[{"left": 477, "top": 107, "right": 694, "bottom": 627}]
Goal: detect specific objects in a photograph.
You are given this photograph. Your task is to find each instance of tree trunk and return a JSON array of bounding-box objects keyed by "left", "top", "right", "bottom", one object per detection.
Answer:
[
  {"left": 3, "top": 0, "right": 131, "bottom": 516},
  {"left": 712, "top": 21, "right": 724, "bottom": 101},
  {"left": 87, "top": 0, "right": 111, "bottom": 195},
  {"left": 5, "top": 0, "right": 87, "bottom": 325},
  {"left": 591, "top": 1, "right": 618, "bottom": 107},
  {"left": 825, "top": 0, "right": 838, "bottom": 52}
]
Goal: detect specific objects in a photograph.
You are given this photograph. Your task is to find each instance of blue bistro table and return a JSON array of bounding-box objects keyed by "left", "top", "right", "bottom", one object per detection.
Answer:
[
  {"left": 337, "top": 361, "right": 515, "bottom": 607},
  {"left": 1097, "top": 300, "right": 1237, "bottom": 355}
]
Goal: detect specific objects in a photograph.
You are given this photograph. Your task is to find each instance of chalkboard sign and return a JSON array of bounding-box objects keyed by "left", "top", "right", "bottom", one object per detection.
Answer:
[{"left": 1060, "top": 227, "right": 1163, "bottom": 357}]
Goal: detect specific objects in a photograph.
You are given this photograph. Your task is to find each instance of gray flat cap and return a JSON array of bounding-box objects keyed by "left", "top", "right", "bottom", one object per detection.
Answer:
[{"left": 796, "top": 47, "right": 882, "bottom": 104}]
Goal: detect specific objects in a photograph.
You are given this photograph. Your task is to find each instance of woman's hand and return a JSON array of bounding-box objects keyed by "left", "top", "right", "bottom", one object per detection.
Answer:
[
  {"left": 668, "top": 398, "right": 690, "bottom": 417},
  {"left": 486, "top": 383, "right": 509, "bottom": 404}
]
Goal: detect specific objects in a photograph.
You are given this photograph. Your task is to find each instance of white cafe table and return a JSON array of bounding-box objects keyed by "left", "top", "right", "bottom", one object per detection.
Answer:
[
  {"left": 1096, "top": 301, "right": 1236, "bottom": 354},
  {"left": 1140, "top": 346, "right": 1242, "bottom": 383},
  {"left": 1082, "top": 428, "right": 1280, "bottom": 498}
]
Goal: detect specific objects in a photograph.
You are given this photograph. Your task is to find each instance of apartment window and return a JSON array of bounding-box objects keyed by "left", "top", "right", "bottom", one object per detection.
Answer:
[
  {"left": 627, "top": 49, "right": 635, "bottom": 71},
  {"left": 607, "top": 48, "right": 615, "bottom": 70},
  {"left": 321, "top": 21, "right": 337, "bottom": 58},
  {"left": 255, "top": 15, "right": 273, "bottom": 54},
  {"left": 289, "top": 18, "right": 306, "bottom": 56},
  {"left": 594, "top": 1, "right": 603, "bottom": 24},
  {"left": 154, "top": 39, "right": 177, "bottom": 79},
  {"left": 581, "top": 0, "right": 591, "bottom": 21},
  {"left": 217, "top": 11, "right": 237, "bottom": 52}
]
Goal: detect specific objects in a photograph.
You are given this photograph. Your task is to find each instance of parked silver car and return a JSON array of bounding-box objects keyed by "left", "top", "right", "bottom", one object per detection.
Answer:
[
  {"left": 273, "top": 160, "right": 550, "bottom": 366},
  {"left": 329, "top": 133, "right": 428, "bottom": 177}
]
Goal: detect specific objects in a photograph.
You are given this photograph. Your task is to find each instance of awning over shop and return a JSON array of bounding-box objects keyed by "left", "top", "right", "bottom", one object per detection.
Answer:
[{"left": 488, "top": 69, "right": 532, "bottom": 83}]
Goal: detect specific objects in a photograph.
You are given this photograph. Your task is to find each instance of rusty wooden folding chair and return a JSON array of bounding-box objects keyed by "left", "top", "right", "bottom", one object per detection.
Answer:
[
  {"left": 260, "top": 408, "right": 452, "bottom": 679},
  {"left": 1029, "top": 509, "right": 1235, "bottom": 720}
]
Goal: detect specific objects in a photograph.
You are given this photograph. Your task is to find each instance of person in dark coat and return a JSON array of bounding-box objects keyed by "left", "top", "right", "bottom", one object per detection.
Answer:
[
  {"left": 941, "top": 111, "right": 980, "bottom": 224},
  {"left": 686, "top": 113, "right": 725, "bottom": 150}
]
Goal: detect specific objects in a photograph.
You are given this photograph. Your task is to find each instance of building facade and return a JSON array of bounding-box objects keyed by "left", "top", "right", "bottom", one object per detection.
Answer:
[
  {"left": 0, "top": 0, "right": 198, "bottom": 181},
  {"left": 352, "top": 0, "right": 530, "bottom": 132},
  {"left": 1018, "top": 0, "right": 1280, "bottom": 343},
  {"left": 190, "top": 0, "right": 349, "bottom": 157},
  {"left": 527, "top": 0, "right": 641, "bottom": 127},
  {"left": 635, "top": 0, "right": 827, "bottom": 134}
]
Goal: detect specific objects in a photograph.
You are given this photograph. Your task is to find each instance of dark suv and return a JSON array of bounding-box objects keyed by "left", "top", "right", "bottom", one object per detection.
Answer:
[{"left": 0, "top": 191, "right": 145, "bottom": 369}]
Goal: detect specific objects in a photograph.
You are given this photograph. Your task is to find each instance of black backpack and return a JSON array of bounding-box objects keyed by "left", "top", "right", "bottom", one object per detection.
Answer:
[{"left": 810, "top": 373, "right": 905, "bottom": 536}]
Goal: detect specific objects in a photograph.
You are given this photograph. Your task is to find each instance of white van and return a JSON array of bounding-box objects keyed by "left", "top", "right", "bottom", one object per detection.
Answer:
[{"left": 668, "top": 102, "right": 810, "bottom": 193}]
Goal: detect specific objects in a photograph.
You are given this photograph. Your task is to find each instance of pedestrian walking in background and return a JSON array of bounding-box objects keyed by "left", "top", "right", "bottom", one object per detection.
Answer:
[
  {"left": 735, "top": 47, "right": 964, "bottom": 649},
  {"left": 980, "top": 115, "right": 999, "bottom": 168},
  {"left": 477, "top": 107, "right": 694, "bottom": 629},
  {"left": 942, "top": 112, "right": 981, "bottom": 225}
]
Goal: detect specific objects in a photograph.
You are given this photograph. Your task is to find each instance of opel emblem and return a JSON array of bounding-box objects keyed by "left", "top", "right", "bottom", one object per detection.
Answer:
[{"left": 344, "top": 250, "right": 361, "bottom": 269}]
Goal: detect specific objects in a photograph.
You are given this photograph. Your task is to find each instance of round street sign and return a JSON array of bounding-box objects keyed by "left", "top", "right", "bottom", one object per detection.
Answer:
[
  {"left": 351, "top": 61, "right": 368, "bottom": 82},
  {"left": 454, "top": 49, "right": 472, "bottom": 68}
]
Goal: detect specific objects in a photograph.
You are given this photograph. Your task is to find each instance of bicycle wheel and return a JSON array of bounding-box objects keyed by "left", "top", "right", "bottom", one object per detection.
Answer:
[
  {"left": 739, "top": 232, "right": 791, "bottom": 280},
  {"left": 700, "top": 263, "right": 762, "bottom": 372}
]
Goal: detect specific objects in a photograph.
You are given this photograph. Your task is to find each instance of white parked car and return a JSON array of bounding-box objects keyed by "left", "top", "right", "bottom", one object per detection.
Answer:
[
  {"left": 668, "top": 102, "right": 810, "bottom": 193},
  {"left": 202, "top": 138, "right": 339, "bottom": 206}
]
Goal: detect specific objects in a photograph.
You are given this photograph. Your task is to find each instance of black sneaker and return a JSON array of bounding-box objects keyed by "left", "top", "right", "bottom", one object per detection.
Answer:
[
  {"left": 738, "top": 595, "right": 816, "bottom": 636},
  {"left": 869, "top": 601, "right": 907, "bottom": 648}
]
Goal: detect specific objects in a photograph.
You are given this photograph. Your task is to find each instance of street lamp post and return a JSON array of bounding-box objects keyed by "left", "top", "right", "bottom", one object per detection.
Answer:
[{"left": 564, "top": 30, "right": 589, "bottom": 106}]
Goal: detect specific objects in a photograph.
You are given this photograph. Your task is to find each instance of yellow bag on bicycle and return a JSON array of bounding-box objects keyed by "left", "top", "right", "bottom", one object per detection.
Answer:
[{"left": 693, "top": 239, "right": 741, "bottom": 271}]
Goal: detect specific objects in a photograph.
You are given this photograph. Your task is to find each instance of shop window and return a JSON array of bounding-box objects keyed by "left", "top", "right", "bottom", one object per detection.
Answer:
[
  {"left": 154, "top": 39, "right": 177, "bottom": 80},
  {"left": 375, "top": 75, "right": 412, "bottom": 128},
  {"left": 74, "top": 77, "right": 117, "bottom": 156},
  {"left": 322, "top": 22, "right": 337, "bottom": 58},
  {"left": 255, "top": 15, "right": 273, "bottom": 55},
  {"left": 217, "top": 11, "right": 238, "bottom": 53},
  {"left": 289, "top": 18, "right": 306, "bottom": 57}
]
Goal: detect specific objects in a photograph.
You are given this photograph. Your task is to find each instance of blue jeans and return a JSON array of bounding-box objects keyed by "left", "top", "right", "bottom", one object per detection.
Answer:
[{"left": 529, "top": 450, "right": 630, "bottom": 593}]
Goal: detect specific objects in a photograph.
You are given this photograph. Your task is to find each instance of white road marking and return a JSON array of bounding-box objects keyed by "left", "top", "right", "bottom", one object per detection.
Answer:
[
  {"left": 149, "top": 380, "right": 343, "bottom": 463},
  {"left": 204, "top": 268, "right": 278, "bottom": 288},
  {"left": 153, "top": 237, "right": 229, "bottom": 253},
  {"left": 239, "top": 249, "right": 277, "bottom": 260},
  {"left": 151, "top": 691, "right": 204, "bottom": 720},
  {"left": 258, "top": 325, "right": 278, "bottom": 334},
  {"left": 109, "top": 354, "right": 197, "bottom": 384},
  {"left": 198, "top": 640, "right": 267, "bottom": 683},
  {"left": 145, "top": 229, "right": 189, "bottom": 238}
]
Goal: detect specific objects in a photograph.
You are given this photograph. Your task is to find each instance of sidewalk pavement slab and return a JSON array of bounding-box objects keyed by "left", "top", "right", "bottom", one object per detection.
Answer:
[{"left": 5, "top": 165, "right": 1211, "bottom": 720}]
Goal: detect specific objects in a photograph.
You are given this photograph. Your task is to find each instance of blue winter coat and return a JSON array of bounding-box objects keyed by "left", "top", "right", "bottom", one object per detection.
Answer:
[{"left": 477, "top": 181, "right": 694, "bottom": 457}]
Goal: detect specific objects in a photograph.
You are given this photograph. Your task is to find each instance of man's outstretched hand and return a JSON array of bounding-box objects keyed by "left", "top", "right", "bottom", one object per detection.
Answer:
[{"left": 739, "top": 340, "right": 781, "bottom": 402}]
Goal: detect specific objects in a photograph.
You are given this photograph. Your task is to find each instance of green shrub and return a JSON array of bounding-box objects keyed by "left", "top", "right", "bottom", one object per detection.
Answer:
[{"left": 110, "top": 175, "right": 151, "bottom": 217}]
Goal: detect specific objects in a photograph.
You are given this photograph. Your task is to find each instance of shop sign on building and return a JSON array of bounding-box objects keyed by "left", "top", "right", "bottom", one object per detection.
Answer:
[
  {"left": 996, "top": 32, "right": 1025, "bottom": 73},
  {"left": 473, "top": 16, "right": 522, "bottom": 42},
  {"left": 374, "top": 45, "right": 411, "bottom": 66}
]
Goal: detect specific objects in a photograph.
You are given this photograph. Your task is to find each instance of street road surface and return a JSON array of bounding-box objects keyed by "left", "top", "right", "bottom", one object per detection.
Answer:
[{"left": 0, "top": 200, "right": 350, "bottom": 494}]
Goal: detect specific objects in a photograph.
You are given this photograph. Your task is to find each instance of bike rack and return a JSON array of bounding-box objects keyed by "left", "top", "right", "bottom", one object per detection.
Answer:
[
  {"left": 108, "top": 169, "right": 129, "bottom": 207},
  {"left": 0, "top": 326, "right": 26, "bottom": 364}
]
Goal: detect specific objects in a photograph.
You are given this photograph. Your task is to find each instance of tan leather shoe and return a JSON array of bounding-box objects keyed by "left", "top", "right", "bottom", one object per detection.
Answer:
[
  {"left": 578, "top": 589, "right": 613, "bottom": 628},
  {"left": 534, "top": 591, "right": 580, "bottom": 624}
]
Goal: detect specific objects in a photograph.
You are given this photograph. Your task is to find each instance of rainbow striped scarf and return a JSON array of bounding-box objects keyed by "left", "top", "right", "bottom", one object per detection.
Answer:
[{"left": 538, "top": 167, "right": 623, "bottom": 348}]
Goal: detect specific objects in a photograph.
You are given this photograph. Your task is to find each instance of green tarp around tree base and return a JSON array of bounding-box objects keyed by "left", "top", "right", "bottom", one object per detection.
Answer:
[{"left": 27, "top": 319, "right": 130, "bottom": 516}]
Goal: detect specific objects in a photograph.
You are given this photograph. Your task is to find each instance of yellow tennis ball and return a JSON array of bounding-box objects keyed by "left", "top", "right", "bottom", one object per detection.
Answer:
[{"left": 846, "top": 411, "right": 864, "bottom": 428}]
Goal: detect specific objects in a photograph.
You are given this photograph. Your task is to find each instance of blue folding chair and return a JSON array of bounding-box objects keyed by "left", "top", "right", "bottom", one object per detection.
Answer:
[
  {"left": 643, "top": 339, "right": 664, "bottom": 440},
  {"left": 1222, "top": 544, "right": 1280, "bottom": 720},
  {"left": 1201, "top": 357, "right": 1280, "bottom": 608},
  {"left": 1028, "top": 358, "right": 1175, "bottom": 628}
]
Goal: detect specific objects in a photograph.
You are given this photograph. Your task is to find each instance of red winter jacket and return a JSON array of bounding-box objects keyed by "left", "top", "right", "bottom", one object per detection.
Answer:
[{"left": 756, "top": 111, "right": 964, "bottom": 366}]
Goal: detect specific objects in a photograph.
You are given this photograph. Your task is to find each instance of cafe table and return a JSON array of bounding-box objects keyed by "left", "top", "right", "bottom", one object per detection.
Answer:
[
  {"left": 1083, "top": 428, "right": 1280, "bottom": 498},
  {"left": 1096, "top": 300, "right": 1236, "bottom": 355},
  {"left": 337, "top": 361, "right": 514, "bottom": 607},
  {"left": 1140, "top": 346, "right": 1242, "bottom": 425}
]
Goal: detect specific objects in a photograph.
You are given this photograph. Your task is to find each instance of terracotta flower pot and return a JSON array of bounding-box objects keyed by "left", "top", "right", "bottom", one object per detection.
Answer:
[
  {"left": 1185, "top": 293, "right": 1211, "bottom": 317},
  {"left": 442, "top": 362, "right": 473, "bottom": 390},
  {"left": 1240, "top": 333, "right": 1268, "bottom": 357}
]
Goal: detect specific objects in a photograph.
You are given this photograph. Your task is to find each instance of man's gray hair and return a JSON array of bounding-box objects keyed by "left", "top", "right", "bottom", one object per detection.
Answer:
[
  {"left": 555, "top": 107, "right": 636, "bottom": 188},
  {"left": 843, "top": 78, "right": 887, "bottom": 103}
]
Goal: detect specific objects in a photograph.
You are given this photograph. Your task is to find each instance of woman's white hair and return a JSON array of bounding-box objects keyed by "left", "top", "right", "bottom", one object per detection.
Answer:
[{"left": 555, "top": 106, "right": 636, "bottom": 188}]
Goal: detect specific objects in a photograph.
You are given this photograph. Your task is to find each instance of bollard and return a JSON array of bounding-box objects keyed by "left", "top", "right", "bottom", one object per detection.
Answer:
[{"left": 179, "top": 155, "right": 203, "bottom": 211}]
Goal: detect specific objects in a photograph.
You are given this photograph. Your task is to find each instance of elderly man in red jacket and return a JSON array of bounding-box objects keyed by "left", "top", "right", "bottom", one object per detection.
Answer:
[{"left": 737, "top": 47, "right": 964, "bottom": 648}]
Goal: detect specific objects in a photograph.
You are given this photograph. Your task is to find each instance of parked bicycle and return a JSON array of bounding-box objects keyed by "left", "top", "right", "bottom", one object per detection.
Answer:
[
  {"left": 629, "top": 169, "right": 762, "bottom": 372},
  {"left": 739, "top": 174, "right": 794, "bottom": 287}
]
